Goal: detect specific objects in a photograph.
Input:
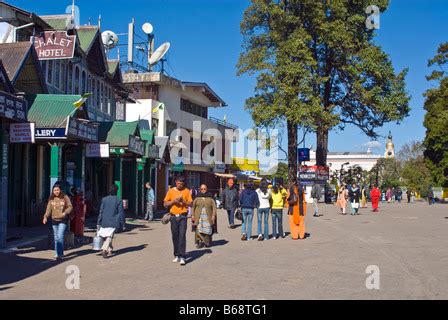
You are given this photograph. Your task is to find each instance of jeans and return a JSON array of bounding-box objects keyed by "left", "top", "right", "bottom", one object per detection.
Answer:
[
  {"left": 271, "top": 209, "right": 283, "bottom": 238},
  {"left": 52, "top": 222, "right": 67, "bottom": 257},
  {"left": 241, "top": 208, "right": 254, "bottom": 239},
  {"left": 144, "top": 201, "right": 154, "bottom": 220},
  {"left": 257, "top": 208, "right": 270, "bottom": 239},
  {"left": 312, "top": 198, "right": 319, "bottom": 215},
  {"left": 226, "top": 209, "right": 235, "bottom": 226},
  {"left": 170, "top": 215, "right": 187, "bottom": 258},
  {"left": 351, "top": 203, "right": 359, "bottom": 215}
]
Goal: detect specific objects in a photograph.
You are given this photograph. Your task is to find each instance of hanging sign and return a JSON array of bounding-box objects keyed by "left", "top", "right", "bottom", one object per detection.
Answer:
[{"left": 33, "top": 31, "right": 76, "bottom": 60}]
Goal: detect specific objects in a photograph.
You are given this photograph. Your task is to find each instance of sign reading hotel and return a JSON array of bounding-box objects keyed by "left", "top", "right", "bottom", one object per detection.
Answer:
[
  {"left": 10, "top": 123, "right": 35, "bottom": 143},
  {"left": 0, "top": 91, "right": 27, "bottom": 122},
  {"left": 86, "top": 143, "right": 110, "bottom": 158},
  {"left": 33, "top": 31, "right": 76, "bottom": 60}
]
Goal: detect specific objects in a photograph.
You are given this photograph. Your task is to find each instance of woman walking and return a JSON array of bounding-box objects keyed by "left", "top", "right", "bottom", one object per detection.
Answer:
[
  {"left": 192, "top": 184, "right": 217, "bottom": 248},
  {"left": 349, "top": 182, "right": 362, "bottom": 216},
  {"left": 42, "top": 184, "right": 73, "bottom": 260},
  {"left": 239, "top": 183, "right": 259, "bottom": 241},
  {"left": 286, "top": 181, "right": 307, "bottom": 240},
  {"left": 370, "top": 184, "right": 381, "bottom": 212},
  {"left": 336, "top": 185, "right": 348, "bottom": 215},
  {"left": 97, "top": 184, "right": 125, "bottom": 258},
  {"left": 256, "top": 179, "right": 271, "bottom": 241},
  {"left": 361, "top": 186, "right": 368, "bottom": 208},
  {"left": 271, "top": 184, "right": 287, "bottom": 239}
]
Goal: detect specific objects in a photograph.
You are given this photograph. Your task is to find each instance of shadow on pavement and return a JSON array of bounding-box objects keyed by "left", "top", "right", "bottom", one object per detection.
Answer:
[
  {"left": 109, "top": 244, "right": 148, "bottom": 257},
  {"left": 0, "top": 286, "right": 14, "bottom": 291},
  {"left": 211, "top": 239, "right": 229, "bottom": 247},
  {"left": 186, "top": 249, "right": 212, "bottom": 264}
]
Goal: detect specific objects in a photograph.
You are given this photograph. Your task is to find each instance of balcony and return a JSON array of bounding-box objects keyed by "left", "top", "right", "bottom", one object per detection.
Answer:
[{"left": 209, "top": 116, "right": 238, "bottom": 130}]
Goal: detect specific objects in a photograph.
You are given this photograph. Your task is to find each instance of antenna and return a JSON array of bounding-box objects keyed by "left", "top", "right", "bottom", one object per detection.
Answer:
[
  {"left": 128, "top": 19, "right": 135, "bottom": 64},
  {"left": 149, "top": 42, "right": 170, "bottom": 66}
]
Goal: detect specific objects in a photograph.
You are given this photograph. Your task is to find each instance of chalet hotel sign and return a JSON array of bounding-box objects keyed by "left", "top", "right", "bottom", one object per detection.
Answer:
[{"left": 32, "top": 31, "right": 76, "bottom": 60}]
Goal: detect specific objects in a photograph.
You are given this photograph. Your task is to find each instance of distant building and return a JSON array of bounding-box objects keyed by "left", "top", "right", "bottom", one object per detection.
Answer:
[{"left": 384, "top": 131, "right": 395, "bottom": 159}]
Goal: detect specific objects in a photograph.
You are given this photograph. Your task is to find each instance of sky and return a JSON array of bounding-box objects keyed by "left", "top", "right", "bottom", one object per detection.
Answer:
[{"left": 8, "top": 0, "right": 448, "bottom": 155}]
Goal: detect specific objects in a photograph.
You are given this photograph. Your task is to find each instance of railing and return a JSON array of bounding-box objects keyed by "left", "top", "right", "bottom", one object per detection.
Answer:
[{"left": 209, "top": 116, "right": 238, "bottom": 129}]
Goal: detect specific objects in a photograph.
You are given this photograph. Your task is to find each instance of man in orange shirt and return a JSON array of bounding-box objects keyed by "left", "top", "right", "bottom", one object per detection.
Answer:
[{"left": 164, "top": 176, "right": 193, "bottom": 266}]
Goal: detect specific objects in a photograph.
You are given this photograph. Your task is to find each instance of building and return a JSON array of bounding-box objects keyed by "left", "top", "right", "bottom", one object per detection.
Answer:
[{"left": 123, "top": 72, "right": 235, "bottom": 210}]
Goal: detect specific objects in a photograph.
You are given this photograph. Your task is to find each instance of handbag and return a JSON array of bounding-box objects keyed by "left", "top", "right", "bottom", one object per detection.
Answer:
[
  {"left": 92, "top": 230, "right": 104, "bottom": 251},
  {"left": 351, "top": 201, "right": 360, "bottom": 209},
  {"left": 234, "top": 208, "right": 243, "bottom": 221},
  {"left": 161, "top": 212, "right": 172, "bottom": 225}
]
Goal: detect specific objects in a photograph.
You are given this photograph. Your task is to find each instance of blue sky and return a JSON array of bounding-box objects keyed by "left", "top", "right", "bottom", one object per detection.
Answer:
[{"left": 9, "top": 0, "right": 448, "bottom": 155}]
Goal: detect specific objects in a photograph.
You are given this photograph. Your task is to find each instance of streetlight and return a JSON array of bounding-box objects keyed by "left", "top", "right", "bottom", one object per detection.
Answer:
[{"left": 339, "top": 162, "right": 350, "bottom": 185}]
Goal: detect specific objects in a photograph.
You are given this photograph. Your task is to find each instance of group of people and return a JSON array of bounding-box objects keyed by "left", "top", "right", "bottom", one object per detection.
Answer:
[{"left": 336, "top": 183, "right": 382, "bottom": 215}]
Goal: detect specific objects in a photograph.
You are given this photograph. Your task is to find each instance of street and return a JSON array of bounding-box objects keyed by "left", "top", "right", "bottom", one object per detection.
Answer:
[{"left": 0, "top": 201, "right": 447, "bottom": 300}]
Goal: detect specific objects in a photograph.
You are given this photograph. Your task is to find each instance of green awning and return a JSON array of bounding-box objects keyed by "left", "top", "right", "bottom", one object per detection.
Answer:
[
  {"left": 98, "top": 121, "right": 140, "bottom": 147},
  {"left": 27, "top": 94, "right": 83, "bottom": 128}
]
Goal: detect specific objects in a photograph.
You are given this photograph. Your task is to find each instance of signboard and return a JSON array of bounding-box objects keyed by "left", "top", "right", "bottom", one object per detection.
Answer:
[
  {"left": 298, "top": 165, "right": 330, "bottom": 185},
  {"left": 213, "top": 163, "right": 226, "bottom": 173},
  {"left": 66, "top": 117, "right": 98, "bottom": 142},
  {"left": 237, "top": 170, "right": 257, "bottom": 176},
  {"left": 10, "top": 122, "right": 35, "bottom": 143},
  {"left": 298, "top": 148, "right": 310, "bottom": 162},
  {"left": 0, "top": 91, "right": 27, "bottom": 122},
  {"left": 35, "top": 128, "right": 66, "bottom": 140},
  {"left": 86, "top": 143, "right": 110, "bottom": 158},
  {"left": 316, "top": 165, "right": 330, "bottom": 182},
  {"left": 146, "top": 144, "right": 160, "bottom": 159},
  {"left": 33, "top": 31, "right": 76, "bottom": 60},
  {"left": 128, "top": 135, "right": 146, "bottom": 156}
]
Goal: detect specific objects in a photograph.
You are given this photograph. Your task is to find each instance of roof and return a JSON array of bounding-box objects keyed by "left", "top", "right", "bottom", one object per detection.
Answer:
[
  {"left": 0, "top": 42, "right": 33, "bottom": 82},
  {"left": 40, "top": 14, "right": 71, "bottom": 30},
  {"left": 140, "top": 129, "right": 154, "bottom": 145},
  {"left": 0, "top": 2, "right": 52, "bottom": 29},
  {"left": 0, "top": 61, "right": 15, "bottom": 93},
  {"left": 98, "top": 121, "right": 140, "bottom": 147},
  {"left": 108, "top": 60, "right": 120, "bottom": 75},
  {"left": 26, "top": 94, "right": 85, "bottom": 128},
  {"left": 76, "top": 26, "right": 99, "bottom": 54},
  {"left": 182, "top": 82, "right": 227, "bottom": 107}
]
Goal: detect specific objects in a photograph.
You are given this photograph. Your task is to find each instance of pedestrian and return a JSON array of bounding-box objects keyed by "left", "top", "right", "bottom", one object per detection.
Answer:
[
  {"left": 96, "top": 184, "right": 125, "bottom": 258},
  {"left": 396, "top": 187, "right": 403, "bottom": 203},
  {"left": 271, "top": 183, "right": 287, "bottom": 239},
  {"left": 411, "top": 190, "right": 415, "bottom": 203},
  {"left": 286, "top": 181, "right": 307, "bottom": 240},
  {"left": 163, "top": 176, "right": 193, "bottom": 266},
  {"left": 348, "top": 182, "right": 361, "bottom": 216},
  {"left": 386, "top": 188, "right": 392, "bottom": 203},
  {"left": 256, "top": 179, "right": 271, "bottom": 241},
  {"left": 336, "top": 185, "right": 348, "bottom": 215},
  {"left": 144, "top": 182, "right": 155, "bottom": 221},
  {"left": 406, "top": 189, "right": 411, "bottom": 203},
  {"left": 370, "top": 184, "right": 381, "bottom": 212},
  {"left": 361, "top": 186, "right": 368, "bottom": 208},
  {"left": 192, "top": 184, "right": 217, "bottom": 248},
  {"left": 428, "top": 187, "right": 435, "bottom": 205},
  {"left": 311, "top": 180, "right": 322, "bottom": 217},
  {"left": 221, "top": 178, "right": 239, "bottom": 229},
  {"left": 239, "top": 182, "right": 259, "bottom": 241},
  {"left": 42, "top": 184, "right": 73, "bottom": 260}
]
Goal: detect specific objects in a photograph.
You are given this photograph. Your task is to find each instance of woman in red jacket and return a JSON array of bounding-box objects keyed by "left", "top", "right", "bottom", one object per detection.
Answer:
[{"left": 370, "top": 184, "right": 381, "bottom": 212}]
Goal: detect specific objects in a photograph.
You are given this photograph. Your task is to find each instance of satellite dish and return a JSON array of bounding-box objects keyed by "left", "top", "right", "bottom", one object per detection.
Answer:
[
  {"left": 149, "top": 42, "right": 170, "bottom": 66},
  {"left": 101, "top": 30, "right": 119, "bottom": 49},
  {"left": 142, "top": 23, "right": 154, "bottom": 35}
]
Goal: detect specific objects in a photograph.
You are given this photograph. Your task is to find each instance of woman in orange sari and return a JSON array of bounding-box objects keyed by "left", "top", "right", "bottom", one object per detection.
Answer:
[
  {"left": 336, "top": 185, "right": 348, "bottom": 215},
  {"left": 286, "top": 182, "right": 307, "bottom": 240}
]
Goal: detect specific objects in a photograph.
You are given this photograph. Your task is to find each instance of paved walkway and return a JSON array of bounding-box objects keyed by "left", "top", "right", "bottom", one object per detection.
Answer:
[{"left": 0, "top": 202, "right": 447, "bottom": 299}]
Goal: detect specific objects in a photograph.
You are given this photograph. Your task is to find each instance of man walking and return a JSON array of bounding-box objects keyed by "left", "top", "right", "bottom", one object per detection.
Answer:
[
  {"left": 163, "top": 176, "right": 193, "bottom": 266},
  {"left": 311, "top": 180, "right": 323, "bottom": 217},
  {"left": 144, "top": 182, "right": 155, "bottom": 221},
  {"left": 221, "top": 178, "right": 239, "bottom": 229}
]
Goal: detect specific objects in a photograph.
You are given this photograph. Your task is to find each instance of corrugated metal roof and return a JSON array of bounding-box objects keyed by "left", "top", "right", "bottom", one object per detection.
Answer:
[
  {"left": 0, "top": 42, "right": 32, "bottom": 82},
  {"left": 98, "top": 121, "right": 140, "bottom": 147},
  {"left": 27, "top": 94, "right": 83, "bottom": 128},
  {"left": 76, "top": 26, "right": 99, "bottom": 54},
  {"left": 41, "top": 15, "right": 70, "bottom": 30}
]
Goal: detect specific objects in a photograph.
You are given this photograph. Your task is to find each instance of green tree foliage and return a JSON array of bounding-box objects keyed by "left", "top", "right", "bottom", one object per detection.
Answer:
[
  {"left": 237, "top": 0, "right": 410, "bottom": 181},
  {"left": 369, "top": 158, "right": 401, "bottom": 189},
  {"left": 263, "top": 161, "right": 289, "bottom": 182},
  {"left": 423, "top": 42, "right": 448, "bottom": 187}
]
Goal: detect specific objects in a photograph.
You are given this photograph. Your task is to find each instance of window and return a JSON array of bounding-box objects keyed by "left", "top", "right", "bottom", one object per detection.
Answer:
[
  {"left": 47, "top": 61, "right": 53, "bottom": 85},
  {"left": 41, "top": 61, "right": 47, "bottom": 80},
  {"left": 74, "top": 66, "right": 80, "bottom": 94},
  {"left": 100, "top": 82, "right": 104, "bottom": 112},
  {"left": 54, "top": 60, "right": 60, "bottom": 89},
  {"left": 180, "top": 98, "right": 207, "bottom": 119},
  {"left": 60, "top": 61, "right": 66, "bottom": 92},
  {"left": 82, "top": 71, "right": 87, "bottom": 94},
  {"left": 96, "top": 80, "right": 100, "bottom": 109},
  {"left": 67, "top": 62, "right": 73, "bottom": 93},
  {"left": 151, "top": 118, "right": 159, "bottom": 135},
  {"left": 166, "top": 120, "right": 177, "bottom": 138}
]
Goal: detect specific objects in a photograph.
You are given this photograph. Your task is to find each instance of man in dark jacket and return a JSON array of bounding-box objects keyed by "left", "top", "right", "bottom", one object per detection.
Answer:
[
  {"left": 239, "top": 183, "right": 260, "bottom": 241},
  {"left": 348, "top": 183, "right": 361, "bottom": 216},
  {"left": 221, "top": 178, "right": 239, "bottom": 229},
  {"left": 97, "top": 184, "right": 125, "bottom": 258},
  {"left": 311, "top": 181, "right": 323, "bottom": 217}
]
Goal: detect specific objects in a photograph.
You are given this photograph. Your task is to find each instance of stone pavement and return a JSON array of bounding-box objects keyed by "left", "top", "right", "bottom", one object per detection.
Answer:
[{"left": 0, "top": 201, "right": 447, "bottom": 299}]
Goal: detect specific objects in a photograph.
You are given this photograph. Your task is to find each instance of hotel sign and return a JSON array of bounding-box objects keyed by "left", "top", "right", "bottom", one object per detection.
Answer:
[
  {"left": 0, "top": 91, "right": 27, "bottom": 122},
  {"left": 33, "top": 31, "right": 76, "bottom": 60}
]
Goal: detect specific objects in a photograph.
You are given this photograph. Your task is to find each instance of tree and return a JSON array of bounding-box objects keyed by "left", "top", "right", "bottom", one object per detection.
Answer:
[
  {"left": 369, "top": 158, "right": 401, "bottom": 189},
  {"left": 237, "top": 0, "right": 410, "bottom": 182},
  {"left": 423, "top": 42, "right": 448, "bottom": 187},
  {"left": 396, "top": 141, "right": 424, "bottom": 163},
  {"left": 264, "top": 161, "right": 289, "bottom": 182}
]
